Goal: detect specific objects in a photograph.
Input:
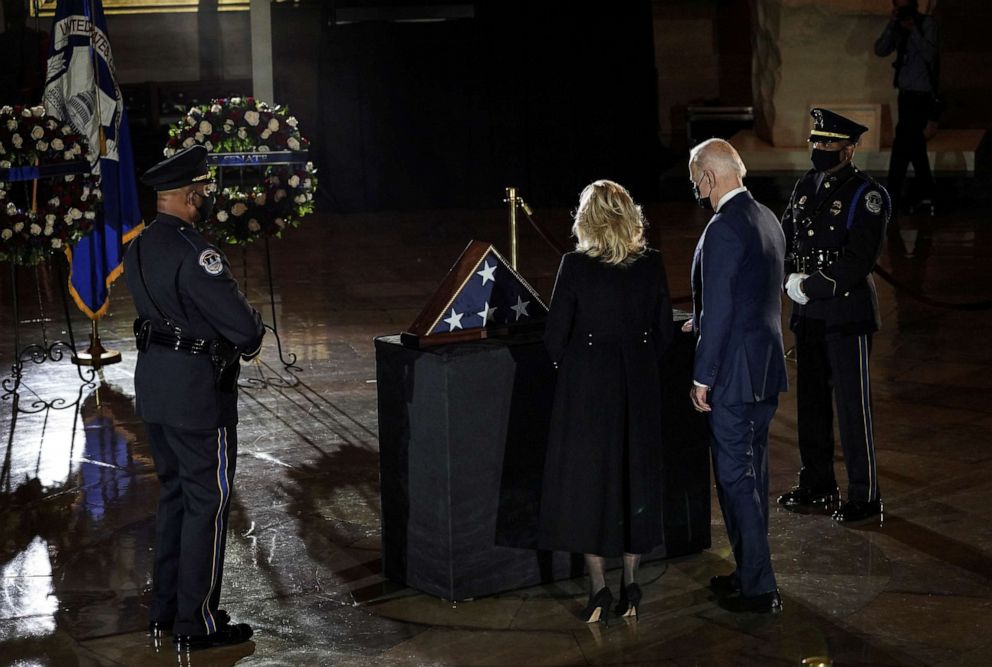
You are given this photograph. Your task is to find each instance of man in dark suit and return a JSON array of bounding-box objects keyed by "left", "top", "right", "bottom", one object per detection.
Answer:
[
  {"left": 688, "top": 138, "right": 788, "bottom": 614},
  {"left": 777, "top": 109, "right": 890, "bottom": 524},
  {"left": 124, "top": 145, "right": 265, "bottom": 651}
]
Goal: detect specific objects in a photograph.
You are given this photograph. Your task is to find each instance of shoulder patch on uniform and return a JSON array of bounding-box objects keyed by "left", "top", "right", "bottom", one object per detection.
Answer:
[
  {"left": 865, "top": 190, "right": 883, "bottom": 214},
  {"left": 198, "top": 248, "right": 224, "bottom": 276}
]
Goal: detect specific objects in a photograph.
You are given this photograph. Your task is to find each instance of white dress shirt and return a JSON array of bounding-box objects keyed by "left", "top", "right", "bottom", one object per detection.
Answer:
[{"left": 715, "top": 186, "right": 748, "bottom": 213}]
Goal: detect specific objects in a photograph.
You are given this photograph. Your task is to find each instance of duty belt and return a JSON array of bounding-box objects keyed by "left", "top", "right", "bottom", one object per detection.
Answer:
[
  {"left": 134, "top": 318, "right": 213, "bottom": 355},
  {"left": 148, "top": 329, "right": 212, "bottom": 354},
  {"left": 133, "top": 318, "right": 241, "bottom": 393},
  {"left": 796, "top": 249, "right": 842, "bottom": 274}
]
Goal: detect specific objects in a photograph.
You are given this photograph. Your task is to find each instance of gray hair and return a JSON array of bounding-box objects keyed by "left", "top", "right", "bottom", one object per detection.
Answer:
[{"left": 689, "top": 138, "right": 747, "bottom": 179}]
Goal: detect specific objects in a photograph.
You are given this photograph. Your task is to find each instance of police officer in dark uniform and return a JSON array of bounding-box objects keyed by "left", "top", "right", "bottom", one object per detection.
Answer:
[
  {"left": 124, "top": 145, "right": 265, "bottom": 650},
  {"left": 777, "top": 108, "right": 890, "bottom": 524}
]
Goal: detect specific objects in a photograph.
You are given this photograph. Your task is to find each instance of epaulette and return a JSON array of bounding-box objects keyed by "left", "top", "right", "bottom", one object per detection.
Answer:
[
  {"left": 175, "top": 227, "right": 205, "bottom": 253},
  {"left": 850, "top": 166, "right": 878, "bottom": 186}
]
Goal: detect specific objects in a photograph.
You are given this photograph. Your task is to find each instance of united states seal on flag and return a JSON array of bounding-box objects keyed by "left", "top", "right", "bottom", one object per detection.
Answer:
[{"left": 403, "top": 240, "right": 548, "bottom": 347}]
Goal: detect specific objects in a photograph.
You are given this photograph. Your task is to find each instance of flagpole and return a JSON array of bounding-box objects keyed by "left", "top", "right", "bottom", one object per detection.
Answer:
[
  {"left": 72, "top": 319, "right": 122, "bottom": 367},
  {"left": 71, "top": 0, "right": 120, "bottom": 369},
  {"left": 87, "top": 0, "right": 107, "bottom": 158}
]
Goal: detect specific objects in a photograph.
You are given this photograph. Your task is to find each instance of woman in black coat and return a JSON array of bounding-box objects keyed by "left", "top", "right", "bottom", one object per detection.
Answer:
[{"left": 538, "top": 179, "right": 673, "bottom": 622}]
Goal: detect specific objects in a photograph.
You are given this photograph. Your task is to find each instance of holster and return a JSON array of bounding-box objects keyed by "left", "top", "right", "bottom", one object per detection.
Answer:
[
  {"left": 134, "top": 319, "right": 152, "bottom": 352},
  {"left": 209, "top": 338, "right": 242, "bottom": 394}
]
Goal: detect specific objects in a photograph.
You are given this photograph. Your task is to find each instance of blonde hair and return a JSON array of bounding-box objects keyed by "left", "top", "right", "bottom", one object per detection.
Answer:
[{"left": 572, "top": 180, "right": 647, "bottom": 265}]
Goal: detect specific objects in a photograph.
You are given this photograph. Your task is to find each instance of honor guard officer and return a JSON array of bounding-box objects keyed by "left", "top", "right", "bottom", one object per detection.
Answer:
[
  {"left": 778, "top": 108, "right": 890, "bottom": 524},
  {"left": 124, "top": 145, "right": 265, "bottom": 650}
]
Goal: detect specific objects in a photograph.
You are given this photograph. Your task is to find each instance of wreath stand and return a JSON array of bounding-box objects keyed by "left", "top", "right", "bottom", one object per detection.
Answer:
[
  {"left": 208, "top": 151, "right": 308, "bottom": 389},
  {"left": 2, "top": 257, "right": 97, "bottom": 415},
  {"left": 1, "top": 164, "right": 99, "bottom": 416}
]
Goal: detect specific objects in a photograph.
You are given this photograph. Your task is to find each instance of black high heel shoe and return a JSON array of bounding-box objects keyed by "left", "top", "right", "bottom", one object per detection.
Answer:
[
  {"left": 581, "top": 587, "right": 613, "bottom": 623},
  {"left": 614, "top": 583, "right": 642, "bottom": 618}
]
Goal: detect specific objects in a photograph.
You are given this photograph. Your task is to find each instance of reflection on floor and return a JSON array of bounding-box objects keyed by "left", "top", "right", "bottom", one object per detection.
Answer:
[{"left": 1, "top": 201, "right": 991, "bottom": 666}]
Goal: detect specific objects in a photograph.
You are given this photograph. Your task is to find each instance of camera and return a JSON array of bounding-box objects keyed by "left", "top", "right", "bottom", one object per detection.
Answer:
[
  {"left": 894, "top": 0, "right": 919, "bottom": 22},
  {"left": 895, "top": 5, "right": 917, "bottom": 21}
]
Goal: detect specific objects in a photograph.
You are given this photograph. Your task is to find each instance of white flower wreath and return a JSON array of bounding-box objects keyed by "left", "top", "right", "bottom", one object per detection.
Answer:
[
  {"left": 166, "top": 97, "right": 317, "bottom": 246},
  {"left": 0, "top": 105, "right": 102, "bottom": 266}
]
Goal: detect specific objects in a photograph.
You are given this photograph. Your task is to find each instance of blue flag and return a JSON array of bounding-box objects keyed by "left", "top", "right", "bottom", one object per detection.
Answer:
[{"left": 43, "top": 0, "right": 142, "bottom": 319}]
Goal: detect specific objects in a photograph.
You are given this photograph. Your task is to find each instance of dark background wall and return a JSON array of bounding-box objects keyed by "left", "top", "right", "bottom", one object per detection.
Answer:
[
  {"left": 313, "top": 1, "right": 661, "bottom": 211},
  {"left": 937, "top": 0, "right": 992, "bottom": 130},
  {"left": 1, "top": 0, "right": 989, "bottom": 211},
  {"left": 651, "top": 0, "right": 752, "bottom": 153}
]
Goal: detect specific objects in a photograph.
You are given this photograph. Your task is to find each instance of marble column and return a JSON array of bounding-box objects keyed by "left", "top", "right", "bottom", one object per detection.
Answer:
[
  {"left": 750, "top": 0, "right": 898, "bottom": 147},
  {"left": 251, "top": 0, "right": 274, "bottom": 104}
]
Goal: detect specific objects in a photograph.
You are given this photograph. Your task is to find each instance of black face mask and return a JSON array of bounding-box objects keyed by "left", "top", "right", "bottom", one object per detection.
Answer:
[
  {"left": 811, "top": 148, "right": 845, "bottom": 172},
  {"left": 192, "top": 191, "right": 216, "bottom": 223},
  {"left": 691, "top": 177, "right": 714, "bottom": 211}
]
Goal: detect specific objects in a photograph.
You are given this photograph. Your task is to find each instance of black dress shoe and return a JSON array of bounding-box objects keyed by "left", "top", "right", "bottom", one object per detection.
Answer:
[
  {"left": 614, "top": 583, "right": 642, "bottom": 618},
  {"left": 777, "top": 485, "right": 839, "bottom": 507},
  {"left": 149, "top": 610, "right": 230, "bottom": 637},
  {"left": 709, "top": 573, "right": 739, "bottom": 596},
  {"left": 721, "top": 590, "right": 783, "bottom": 614},
  {"left": 174, "top": 619, "right": 252, "bottom": 651},
  {"left": 832, "top": 499, "right": 882, "bottom": 523},
  {"left": 580, "top": 587, "right": 613, "bottom": 624}
]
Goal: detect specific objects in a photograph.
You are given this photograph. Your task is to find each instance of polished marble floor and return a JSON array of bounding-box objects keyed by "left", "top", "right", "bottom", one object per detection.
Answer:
[{"left": 1, "top": 197, "right": 991, "bottom": 666}]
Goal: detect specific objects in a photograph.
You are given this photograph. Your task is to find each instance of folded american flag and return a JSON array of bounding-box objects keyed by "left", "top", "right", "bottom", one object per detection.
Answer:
[{"left": 407, "top": 240, "right": 548, "bottom": 341}]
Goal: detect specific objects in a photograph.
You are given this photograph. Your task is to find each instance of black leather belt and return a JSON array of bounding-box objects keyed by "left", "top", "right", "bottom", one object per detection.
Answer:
[
  {"left": 797, "top": 249, "right": 842, "bottom": 274},
  {"left": 147, "top": 329, "right": 211, "bottom": 354},
  {"left": 133, "top": 318, "right": 240, "bottom": 393},
  {"left": 135, "top": 318, "right": 213, "bottom": 355}
]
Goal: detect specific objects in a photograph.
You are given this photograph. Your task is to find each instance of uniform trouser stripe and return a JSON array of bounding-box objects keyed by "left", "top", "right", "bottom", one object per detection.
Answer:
[
  {"left": 858, "top": 335, "right": 876, "bottom": 501},
  {"left": 200, "top": 427, "right": 229, "bottom": 634},
  {"left": 798, "top": 333, "right": 878, "bottom": 501}
]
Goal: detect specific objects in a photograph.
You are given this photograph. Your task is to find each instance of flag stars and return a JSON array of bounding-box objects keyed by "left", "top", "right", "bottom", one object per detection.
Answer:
[
  {"left": 476, "top": 260, "right": 496, "bottom": 285},
  {"left": 443, "top": 308, "right": 464, "bottom": 331},
  {"left": 477, "top": 302, "right": 497, "bottom": 326},
  {"left": 510, "top": 295, "right": 530, "bottom": 321}
]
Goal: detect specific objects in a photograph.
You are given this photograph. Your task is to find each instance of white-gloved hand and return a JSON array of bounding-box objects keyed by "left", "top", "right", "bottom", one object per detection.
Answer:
[{"left": 785, "top": 273, "right": 810, "bottom": 305}]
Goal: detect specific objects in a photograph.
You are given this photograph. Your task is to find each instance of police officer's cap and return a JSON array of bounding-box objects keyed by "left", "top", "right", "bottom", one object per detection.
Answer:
[
  {"left": 808, "top": 108, "right": 869, "bottom": 144},
  {"left": 141, "top": 145, "right": 211, "bottom": 191}
]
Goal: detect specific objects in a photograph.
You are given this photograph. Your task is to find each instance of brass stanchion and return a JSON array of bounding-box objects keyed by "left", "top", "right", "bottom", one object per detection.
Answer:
[
  {"left": 504, "top": 186, "right": 518, "bottom": 270},
  {"left": 72, "top": 319, "right": 122, "bottom": 368},
  {"left": 503, "top": 187, "right": 535, "bottom": 271}
]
